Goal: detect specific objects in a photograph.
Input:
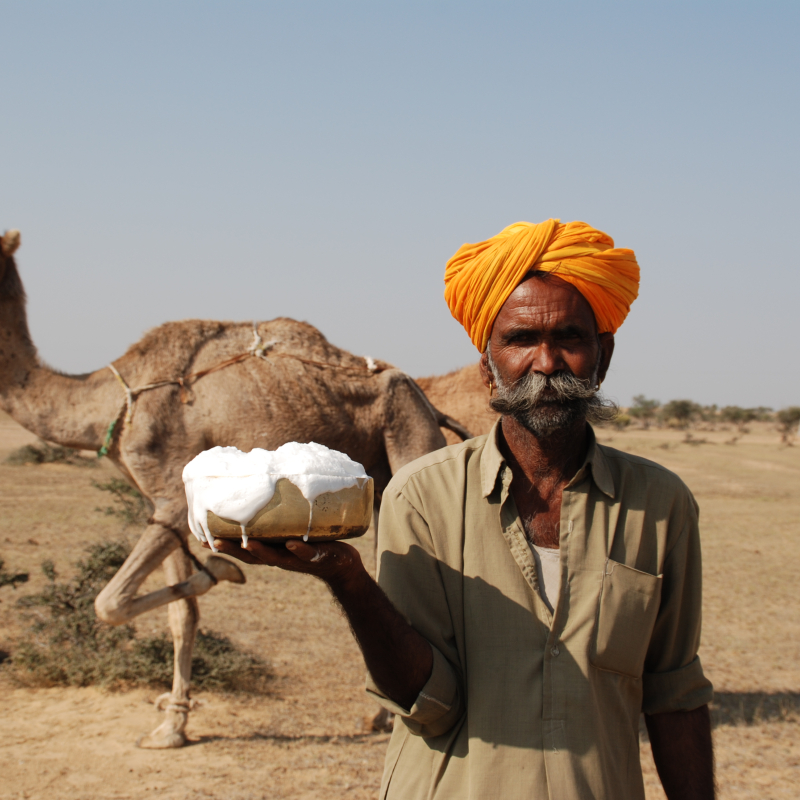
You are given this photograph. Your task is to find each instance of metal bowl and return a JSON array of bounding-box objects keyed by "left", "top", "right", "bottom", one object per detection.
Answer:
[{"left": 205, "top": 477, "right": 373, "bottom": 543}]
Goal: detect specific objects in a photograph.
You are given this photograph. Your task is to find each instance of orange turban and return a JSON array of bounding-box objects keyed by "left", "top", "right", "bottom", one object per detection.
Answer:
[{"left": 444, "top": 219, "right": 640, "bottom": 352}]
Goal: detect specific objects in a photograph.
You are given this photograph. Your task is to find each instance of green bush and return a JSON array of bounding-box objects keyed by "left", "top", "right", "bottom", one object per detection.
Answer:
[
  {"left": 5, "top": 541, "right": 271, "bottom": 693},
  {"left": 4, "top": 440, "right": 95, "bottom": 467}
]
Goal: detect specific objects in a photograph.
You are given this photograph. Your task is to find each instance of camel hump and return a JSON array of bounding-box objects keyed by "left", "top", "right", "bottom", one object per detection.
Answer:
[
  {"left": 1, "top": 230, "right": 20, "bottom": 256},
  {"left": 125, "top": 319, "right": 226, "bottom": 355}
]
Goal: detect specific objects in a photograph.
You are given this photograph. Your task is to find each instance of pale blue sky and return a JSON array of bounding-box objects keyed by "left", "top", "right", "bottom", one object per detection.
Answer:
[{"left": 2, "top": 1, "right": 798, "bottom": 408}]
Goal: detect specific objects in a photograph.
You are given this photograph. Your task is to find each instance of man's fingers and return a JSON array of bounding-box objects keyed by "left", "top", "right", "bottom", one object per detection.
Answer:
[
  {"left": 207, "top": 538, "right": 264, "bottom": 564},
  {"left": 286, "top": 540, "right": 329, "bottom": 562},
  {"left": 203, "top": 537, "right": 360, "bottom": 578},
  {"left": 242, "top": 540, "right": 292, "bottom": 566}
]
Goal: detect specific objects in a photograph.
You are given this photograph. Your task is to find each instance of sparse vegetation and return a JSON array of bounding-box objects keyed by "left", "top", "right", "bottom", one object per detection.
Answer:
[
  {"left": 4, "top": 541, "right": 271, "bottom": 693},
  {"left": 0, "top": 557, "right": 29, "bottom": 591},
  {"left": 719, "top": 406, "right": 759, "bottom": 433},
  {"left": 776, "top": 406, "right": 800, "bottom": 445},
  {"left": 4, "top": 439, "right": 95, "bottom": 467},
  {"left": 612, "top": 411, "right": 631, "bottom": 430},
  {"left": 92, "top": 478, "right": 150, "bottom": 526},
  {"left": 659, "top": 399, "right": 701, "bottom": 429},
  {"left": 628, "top": 395, "right": 660, "bottom": 429},
  {"left": 621, "top": 399, "right": 790, "bottom": 442}
]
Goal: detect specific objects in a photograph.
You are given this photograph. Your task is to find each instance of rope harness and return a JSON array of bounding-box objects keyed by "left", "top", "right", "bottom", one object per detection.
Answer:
[
  {"left": 97, "top": 324, "right": 383, "bottom": 457},
  {"left": 98, "top": 325, "right": 385, "bottom": 581}
]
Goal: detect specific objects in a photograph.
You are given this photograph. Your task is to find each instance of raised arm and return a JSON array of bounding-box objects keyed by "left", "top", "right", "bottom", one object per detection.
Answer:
[{"left": 206, "top": 538, "right": 433, "bottom": 710}]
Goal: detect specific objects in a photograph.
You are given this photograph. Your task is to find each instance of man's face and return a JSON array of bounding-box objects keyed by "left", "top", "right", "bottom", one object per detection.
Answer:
[{"left": 479, "top": 273, "right": 615, "bottom": 437}]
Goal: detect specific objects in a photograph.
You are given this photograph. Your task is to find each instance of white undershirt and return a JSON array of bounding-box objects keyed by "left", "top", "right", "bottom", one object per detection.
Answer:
[{"left": 529, "top": 544, "right": 561, "bottom": 614}]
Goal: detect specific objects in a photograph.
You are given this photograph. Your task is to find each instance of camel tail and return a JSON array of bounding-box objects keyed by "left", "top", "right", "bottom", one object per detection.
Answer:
[{"left": 408, "top": 377, "right": 473, "bottom": 442}]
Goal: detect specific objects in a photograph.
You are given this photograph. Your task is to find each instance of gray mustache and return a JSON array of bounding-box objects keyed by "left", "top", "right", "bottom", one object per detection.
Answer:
[{"left": 491, "top": 371, "right": 597, "bottom": 413}]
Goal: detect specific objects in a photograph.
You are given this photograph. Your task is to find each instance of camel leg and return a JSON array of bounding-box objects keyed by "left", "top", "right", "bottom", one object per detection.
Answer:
[
  {"left": 137, "top": 548, "right": 198, "bottom": 750},
  {"left": 94, "top": 523, "right": 245, "bottom": 748},
  {"left": 380, "top": 370, "right": 447, "bottom": 473},
  {"left": 95, "top": 523, "right": 245, "bottom": 626}
]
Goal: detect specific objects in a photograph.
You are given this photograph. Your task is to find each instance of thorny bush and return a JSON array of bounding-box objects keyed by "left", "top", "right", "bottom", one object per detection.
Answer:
[{"left": 4, "top": 540, "right": 271, "bottom": 693}]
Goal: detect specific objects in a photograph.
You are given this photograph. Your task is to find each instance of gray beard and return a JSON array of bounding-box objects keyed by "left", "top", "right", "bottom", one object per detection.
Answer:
[{"left": 486, "top": 351, "right": 617, "bottom": 439}]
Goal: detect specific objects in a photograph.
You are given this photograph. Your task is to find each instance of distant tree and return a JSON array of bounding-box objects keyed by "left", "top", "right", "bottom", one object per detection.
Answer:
[
  {"left": 752, "top": 406, "right": 774, "bottom": 421},
  {"left": 776, "top": 407, "right": 800, "bottom": 445},
  {"left": 719, "top": 406, "right": 759, "bottom": 433},
  {"left": 698, "top": 404, "right": 719, "bottom": 428},
  {"left": 628, "top": 395, "right": 661, "bottom": 429},
  {"left": 660, "top": 399, "right": 701, "bottom": 429},
  {"left": 613, "top": 412, "right": 632, "bottom": 431}
]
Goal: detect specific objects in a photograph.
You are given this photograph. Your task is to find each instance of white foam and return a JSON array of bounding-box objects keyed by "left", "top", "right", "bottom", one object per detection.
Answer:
[{"left": 182, "top": 442, "right": 367, "bottom": 550}]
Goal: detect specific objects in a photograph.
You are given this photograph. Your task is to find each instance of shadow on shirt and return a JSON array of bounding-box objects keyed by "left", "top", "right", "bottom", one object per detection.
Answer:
[{"left": 378, "top": 545, "right": 595, "bottom": 755}]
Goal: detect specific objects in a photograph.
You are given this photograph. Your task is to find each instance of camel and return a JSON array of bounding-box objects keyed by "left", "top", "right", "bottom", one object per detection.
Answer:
[
  {"left": 0, "top": 230, "right": 470, "bottom": 748},
  {"left": 416, "top": 362, "right": 498, "bottom": 444}
]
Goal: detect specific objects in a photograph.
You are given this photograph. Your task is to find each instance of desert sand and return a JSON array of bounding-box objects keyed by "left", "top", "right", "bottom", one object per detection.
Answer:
[{"left": 1, "top": 410, "right": 798, "bottom": 799}]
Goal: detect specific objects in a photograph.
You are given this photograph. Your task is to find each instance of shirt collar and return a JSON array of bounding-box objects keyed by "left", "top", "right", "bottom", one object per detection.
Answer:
[{"left": 480, "top": 418, "right": 616, "bottom": 500}]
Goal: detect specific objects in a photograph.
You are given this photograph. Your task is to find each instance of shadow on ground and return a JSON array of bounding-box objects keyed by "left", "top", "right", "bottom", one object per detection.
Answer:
[
  {"left": 189, "top": 731, "right": 390, "bottom": 746},
  {"left": 638, "top": 692, "right": 799, "bottom": 742},
  {"left": 711, "top": 691, "right": 800, "bottom": 726}
]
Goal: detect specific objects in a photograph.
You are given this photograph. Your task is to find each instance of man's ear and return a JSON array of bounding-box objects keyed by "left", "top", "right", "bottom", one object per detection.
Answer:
[
  {"left": 597, "top": 333, "right": 615, "bottom": 385},
  {"left": 478, "top": 350, "right": 492, "bottom": 389}
]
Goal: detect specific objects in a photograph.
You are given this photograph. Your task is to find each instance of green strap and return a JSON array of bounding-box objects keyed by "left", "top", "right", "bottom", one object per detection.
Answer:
[{"left": 97, "top": 418, "right": 117, "bottom": 459}]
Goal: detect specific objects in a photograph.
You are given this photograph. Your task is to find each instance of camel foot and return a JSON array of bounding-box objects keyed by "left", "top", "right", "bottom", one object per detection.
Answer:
[
  {"left": 137, "top": 696, "right": 190, "bottom": 749},
  {"left": 364, "top": 706, "right": 394, "bottom": 733},
  {"left": 205, "top": 555, "right": 246, "bottom": 584},
  {"left": 136, "top": 725, "right": 186, "bottom": 749}
]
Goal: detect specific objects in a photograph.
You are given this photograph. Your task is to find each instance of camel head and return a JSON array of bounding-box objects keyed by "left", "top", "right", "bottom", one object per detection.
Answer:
[
  {"left": 1, "top": 229, "right": 21, "bottom": 257},
  {"left": 0, "top": 230, "right": 25, "bottom": 301}
]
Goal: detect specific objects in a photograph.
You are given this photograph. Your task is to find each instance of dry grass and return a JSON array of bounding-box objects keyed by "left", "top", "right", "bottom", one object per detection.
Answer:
[
  {"left": 0, "top": 411, "right": 798, "bottom": 798},
  {"left": 593, "top": 426, "right": 800, "bottom": 799}
]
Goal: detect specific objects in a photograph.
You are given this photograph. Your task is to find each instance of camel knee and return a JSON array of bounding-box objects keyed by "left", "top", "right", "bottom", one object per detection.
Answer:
[{"left": 95, "top": 584, "right": 130, "bottom": 626}]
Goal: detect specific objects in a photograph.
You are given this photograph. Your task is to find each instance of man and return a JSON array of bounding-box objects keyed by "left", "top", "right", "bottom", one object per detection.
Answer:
[{"left": 210, "top": 219, "right": 715, "bottom": 799}]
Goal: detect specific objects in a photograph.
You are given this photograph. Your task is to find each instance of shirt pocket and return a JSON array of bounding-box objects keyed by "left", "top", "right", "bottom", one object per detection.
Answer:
[{"left": 590, "top": 559, "right": 663, "bottom": 679}]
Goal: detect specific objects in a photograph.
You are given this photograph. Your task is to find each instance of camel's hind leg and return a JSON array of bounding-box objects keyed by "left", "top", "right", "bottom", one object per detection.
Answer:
[{"left": 137, "top": 547, "right": 199, "bottom": 749}]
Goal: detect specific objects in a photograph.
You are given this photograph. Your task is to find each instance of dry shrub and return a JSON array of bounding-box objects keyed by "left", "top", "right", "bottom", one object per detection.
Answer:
[
  {"left": 4, "top": 440, "right": 96, "bottom": 467},
  {"left": 0, "top": 556, "right": 29, "bottom": 590},
  {"left": 92, "top": 478, "right": 150, "bottom": 527},
  {"left": 4, "top": 540, "right": 271, "bottom": 693}
]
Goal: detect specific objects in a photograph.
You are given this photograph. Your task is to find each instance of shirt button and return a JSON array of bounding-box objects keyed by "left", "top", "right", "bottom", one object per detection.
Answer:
[{"left": 551, "top": 646, "right": 560, "bottom": 657}]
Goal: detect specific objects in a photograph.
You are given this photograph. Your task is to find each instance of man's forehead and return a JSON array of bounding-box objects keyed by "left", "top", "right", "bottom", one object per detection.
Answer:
[{"left": 495, "top": 274, "right": 597, "bottom": 332}]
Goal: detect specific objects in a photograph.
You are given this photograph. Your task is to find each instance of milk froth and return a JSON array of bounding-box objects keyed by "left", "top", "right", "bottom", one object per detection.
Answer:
[{"left": 183, "top": 442, "right": 368, "bottom": 550}]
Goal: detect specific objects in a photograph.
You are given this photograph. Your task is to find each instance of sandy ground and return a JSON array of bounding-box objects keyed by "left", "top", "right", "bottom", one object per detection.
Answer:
[{"left": 0, "top": 412, "right": 798, "bottom": 799}]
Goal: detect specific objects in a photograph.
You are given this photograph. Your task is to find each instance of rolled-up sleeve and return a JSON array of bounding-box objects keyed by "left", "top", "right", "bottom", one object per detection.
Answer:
[
  {"left": 367, "top": 643, "right": 463, "bottom": 736},
  {"left": 642, "top": 488, "right": 714, "bottom": 714},
  {"left": 365, "top": 478, "right": 465, "bottom": 737}
]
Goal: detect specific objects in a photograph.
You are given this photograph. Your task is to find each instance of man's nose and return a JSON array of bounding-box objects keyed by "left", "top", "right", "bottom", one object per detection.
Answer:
[{"left": 530, "top": 342, "right": 564, "bottom": 375}]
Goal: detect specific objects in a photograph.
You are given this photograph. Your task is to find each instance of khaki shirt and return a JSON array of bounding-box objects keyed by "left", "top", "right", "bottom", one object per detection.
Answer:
[{"left": 367, "top": 421, "right": 712, "bottom": 800}]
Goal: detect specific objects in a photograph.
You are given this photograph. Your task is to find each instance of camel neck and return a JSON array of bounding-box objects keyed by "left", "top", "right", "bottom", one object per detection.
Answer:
[{"left": 0, "top": 290, "right": 122, "bottom": 451}]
